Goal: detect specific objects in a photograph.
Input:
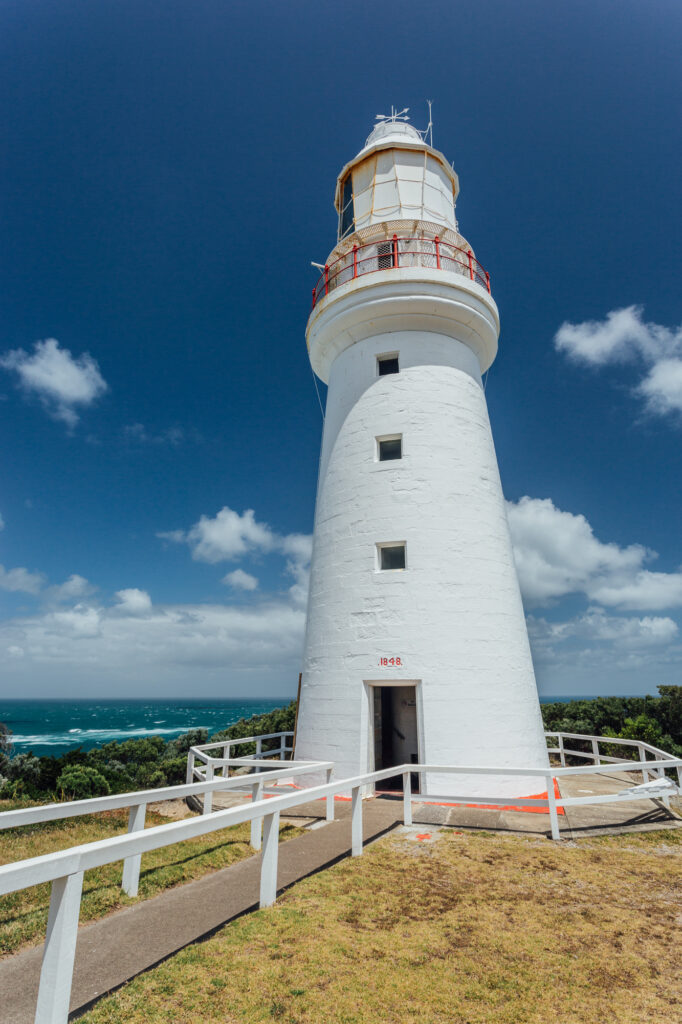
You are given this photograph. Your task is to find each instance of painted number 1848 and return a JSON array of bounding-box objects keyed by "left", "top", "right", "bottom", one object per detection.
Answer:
[{"left": 379, "top": 657, "right": 402, "bottom": 667}]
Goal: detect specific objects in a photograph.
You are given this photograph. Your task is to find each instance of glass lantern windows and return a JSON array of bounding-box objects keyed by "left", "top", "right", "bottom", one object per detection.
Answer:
[{"left": 339, "top": 174, "right": 354, "bottom": 240}]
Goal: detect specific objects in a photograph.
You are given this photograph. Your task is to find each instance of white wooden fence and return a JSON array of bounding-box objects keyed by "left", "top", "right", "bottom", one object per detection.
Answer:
[
  {"left": 545, "top": 731, "right": 681, "bottom": 783},
  {"left": 0, "top": 745, "right": 680, "bottom": 1024},
  {"left": 0, "top": 757, "right": 332, "bottom": 898}
]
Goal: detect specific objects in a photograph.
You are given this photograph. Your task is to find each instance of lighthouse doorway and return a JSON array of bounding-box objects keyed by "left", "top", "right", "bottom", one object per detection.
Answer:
[{"left": 371, "top": 684, "right": 419, "bottom": 792}]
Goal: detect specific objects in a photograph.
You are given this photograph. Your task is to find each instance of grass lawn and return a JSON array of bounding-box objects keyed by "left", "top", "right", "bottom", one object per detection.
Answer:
[
  {"left": 0, "top": 800, "right": 303, "bottom": 957},
  {"left": 79, "top": 827, "right": 681, "bottom": 1024}
]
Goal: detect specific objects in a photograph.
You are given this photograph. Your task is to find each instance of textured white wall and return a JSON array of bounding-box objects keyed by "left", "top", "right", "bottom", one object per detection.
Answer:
[{"left": 295, "top": 329, "right": 549, "bottom": 797}]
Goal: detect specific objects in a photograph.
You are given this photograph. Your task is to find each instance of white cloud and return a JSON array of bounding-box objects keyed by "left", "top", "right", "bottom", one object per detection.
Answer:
[
  {"left": 554, "top": 306, "right": 682, "bottom": 418},
  {"left": 0, "top": 564, "right": 46, "bottom": 595},
  {"left": 0, "top": 338, "right": 108, "bottom": 427},
  {"left": 507, "top": 497, "right": 646, "bottom": 605},
  {"left": 164, "top": 507, "right": 275, "bottom": 563},
  {"left": 528, "top": 608, "right": 678, "bottom": 651},
  {"left": 48, "top": 604, "right": 102, "bottom": 638},
  {"left": 1, "top": 597, "right": 306, "bottom": 693},
  {"left": 157, "top": 529, "right": 186, "bottom": 544},
  {"left": 222, "top": 569, "right": 259, "bottom": 591},
  {"left": 159, "top": 506, "right": 313, "bottom": 606},
  {"left": 123, "top": 424, "right": 187, "bottom": 446},
  {"left": 588, "top": 571, "right": 682, "bottom": 612},
  {"left": 114, "top": 588, "right": 152, "bottom": 615},
  {"left": 48, "top": 575, "right": 94, "bottom": 603},
  {"left": 638, "top": 358, "right": 682, "bottom": 417},
  {"left": 507, "top": 496, "right": 682, "bottom": 612}
]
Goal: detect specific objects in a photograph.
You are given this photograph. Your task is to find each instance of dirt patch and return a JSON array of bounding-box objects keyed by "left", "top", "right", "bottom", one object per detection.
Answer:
[{"left": 147, "top": 799, "right": 196, "bottom": 820}]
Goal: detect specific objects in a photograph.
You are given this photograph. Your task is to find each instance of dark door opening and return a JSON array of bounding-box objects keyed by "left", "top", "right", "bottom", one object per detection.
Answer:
[{"left": 372, "top": 685, "right": 419, "bottom": 791}]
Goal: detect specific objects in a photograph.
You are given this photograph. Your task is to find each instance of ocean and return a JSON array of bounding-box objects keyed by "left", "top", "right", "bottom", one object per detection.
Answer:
[
  {"left": 0, "top": 695, "right": 609, "bottom": 759},
  {"left": 0, "top": 699, "right": 294, "bottom": 758}
]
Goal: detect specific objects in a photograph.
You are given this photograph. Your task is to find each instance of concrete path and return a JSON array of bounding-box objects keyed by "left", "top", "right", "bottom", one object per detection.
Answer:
[
  {"left": 0, "top": 797, "right": 400, "bottom": 1024},
  {"left": 0, "top": 779, "right": 679, "bottom": 1023},
  {"left": 411, "top": 771, "right": 681, "bottom": 838}
]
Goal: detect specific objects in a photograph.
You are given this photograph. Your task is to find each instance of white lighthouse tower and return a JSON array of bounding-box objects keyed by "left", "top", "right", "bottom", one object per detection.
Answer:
[{"left": 295, "top": 112, "right": 549, "bottom": 797}]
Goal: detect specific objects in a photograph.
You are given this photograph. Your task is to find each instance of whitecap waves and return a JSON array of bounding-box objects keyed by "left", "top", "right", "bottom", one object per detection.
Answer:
[{"left": 10, "top": 725, "right": 203, "bottom": 749}]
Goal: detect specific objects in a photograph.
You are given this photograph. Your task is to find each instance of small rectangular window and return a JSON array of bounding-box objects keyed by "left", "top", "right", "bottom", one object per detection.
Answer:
[
  {"left": 378, "top": 436, "right": 402, "bottom": 461},
  {"left": 378, "top": 543, "right": 406, "bottom": 571},
  {"left": 377, "top": 354, "right": 399, "bottom": 376}
]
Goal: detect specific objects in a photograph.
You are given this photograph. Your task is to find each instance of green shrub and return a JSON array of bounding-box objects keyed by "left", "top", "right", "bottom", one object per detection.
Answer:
[{"left": 57, "top": 765, "right": 111, "bottom": 800}]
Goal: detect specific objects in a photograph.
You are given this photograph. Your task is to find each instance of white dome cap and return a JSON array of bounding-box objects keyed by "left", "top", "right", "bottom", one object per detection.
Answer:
[{"left": 363, "top": 119, "right": 422, "bottom": 149}]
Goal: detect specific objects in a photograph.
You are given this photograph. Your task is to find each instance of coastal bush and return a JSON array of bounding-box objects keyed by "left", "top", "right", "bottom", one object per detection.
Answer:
[
  {"left": 4, "top": 753, "right": 42, "bottom": 797},
  {"left": 56, "top": 765, "right": 111, "bottom": 800},
  {"left": 540, "top": 685, "right": 682, "bottom": 757},
  {"left": 0, "top": 705, "right": 295, "bottom": 801},
  {"left": 0, "top": 721, "right": 11, "bottom": 778},
  {"left": 209, "top": 701, "right": 298, "bottom": 756}
]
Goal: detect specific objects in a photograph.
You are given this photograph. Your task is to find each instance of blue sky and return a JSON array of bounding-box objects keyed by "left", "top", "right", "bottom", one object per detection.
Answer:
[{"left": 1, "top": 0, "right": 681, "bottom": 698}]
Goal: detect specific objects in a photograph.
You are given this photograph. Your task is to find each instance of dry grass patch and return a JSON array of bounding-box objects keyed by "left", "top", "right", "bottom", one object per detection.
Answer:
[
  {"left": 80, "top": 827, "right": 681, "bottom": 1024},
  {"left": 0, "top": 800, "right": 303, "bottom": 956}
]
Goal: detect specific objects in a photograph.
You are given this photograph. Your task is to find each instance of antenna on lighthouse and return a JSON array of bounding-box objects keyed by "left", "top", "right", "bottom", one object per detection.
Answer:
[{"left": 425, "top": 100, "right": 434, "bottom": 147}]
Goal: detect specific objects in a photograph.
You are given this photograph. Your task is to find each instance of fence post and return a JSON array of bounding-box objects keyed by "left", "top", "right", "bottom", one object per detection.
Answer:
[
  {"left": 467, "top": 249, "right": 474, "bottom": 281},
  {"left": 434, "top": 235, "right": 441, "bottom": 269},
  {"left": 311, "top": 286, "right": 316, "bottom": 310},
  {"left": 279, "top": 734, "right": 286, "bottom": 760},
  {"left": 351, "top": 786, "right": 363, "bottom": 856},
  {"left": 34, "top": 871, "right": 84, "bottom": 1024},
  {"left": 403, "top": 772, "right": 412, "bottom": 827},
  {"left": 546, "top": 775, "right": 561, "bottom": 841},
  {"left": 185, "top": 749, "right": 195, "bottom": 785},
  {"left": 256, "top": 738, "right": 263, "bottom": 759},
  {"left": 324, "top": 265, "right": 329, "bottom": 295},
  {"left": 259, "top": 810, "right": 280, "bottom": 907},
  {"left": 251, "top": 777, "right": 264, "bottom": 850},
  {"left": 325, "top": 767, "right": 335, "bottom": 821},
  {"left": 353, "top": 244, "right": 358, "bottom": 278},
  {"left": 638, "top": 745, "right": 649, "bottom": 783},
  {"left": 558, "top": 734, "right": 566, "bottom": 767},
  {"left": 485, "top": 270, "right": 491, "bottom": 293},
  {"left": 591, "top": 738, "right": 600, "bottom": 765},
  {"left": 121, "top": 802, "right": 146, "bottom": 897},
  {"left": 203, "top": 762, "right": 214, "bottom": 815},
  {"left": 392, "top": 234, "right": 398, "bottom": 269},
  {"left": 222, "top": 743, "right": 230, "bottom": 778}
]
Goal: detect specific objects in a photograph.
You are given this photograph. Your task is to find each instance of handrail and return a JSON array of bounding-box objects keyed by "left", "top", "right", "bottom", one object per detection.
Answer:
[
  {"left": 0, "top": 758, "right": 333, "bottom": 903},
  {"left": 3, "top": 758, "right": 679, "bottom": 896},
  {"left": 194, "top": 731, "right": 294, "bottom": 753},
  {"left": 543, "top": 730, "right": 681, "bottom": 786},
  {"left": 187, "top": 730, "right": 294, "bottom": 787},
  {"left": 1, "top": 754, "right": 679, "bottom": 1024},
  {"left": 0, "top": 758, "right": 326, "bottom": 832},
  {"left": 310, "top": 234, "right": 491, "bottom": 310}
]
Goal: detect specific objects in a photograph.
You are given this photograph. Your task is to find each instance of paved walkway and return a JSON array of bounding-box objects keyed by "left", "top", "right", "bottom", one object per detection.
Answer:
[
  {"left": 0, "top": 797, "right": 400, "bottom": 1024},
  {"left": 1, "top": 778, "right": 679, "bottom": 1023}
]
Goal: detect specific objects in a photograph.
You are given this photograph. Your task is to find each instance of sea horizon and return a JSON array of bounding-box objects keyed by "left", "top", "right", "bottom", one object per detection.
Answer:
[{"left": 0, "top": 692, "right": 658, "bottom": 759}]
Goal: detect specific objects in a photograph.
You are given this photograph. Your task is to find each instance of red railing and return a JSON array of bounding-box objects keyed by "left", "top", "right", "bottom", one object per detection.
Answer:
[{"left": 311, "top": 234, "right": 490, "bottom": 310}]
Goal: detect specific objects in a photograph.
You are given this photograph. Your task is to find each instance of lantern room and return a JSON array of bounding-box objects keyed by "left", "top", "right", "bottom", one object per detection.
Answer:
[{"left": 334, "top": 119, "right": 460, "bottom": 239}]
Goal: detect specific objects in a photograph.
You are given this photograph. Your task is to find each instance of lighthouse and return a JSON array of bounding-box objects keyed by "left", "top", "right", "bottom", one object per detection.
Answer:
[{"left": 295, "top": 113, "right": 549, "bottom": 797}]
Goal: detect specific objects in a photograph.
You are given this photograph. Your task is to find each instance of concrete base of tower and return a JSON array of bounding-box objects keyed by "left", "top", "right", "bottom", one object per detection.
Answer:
[{"left": 294, "top": 682, "right": 551, "bottom": 800}]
